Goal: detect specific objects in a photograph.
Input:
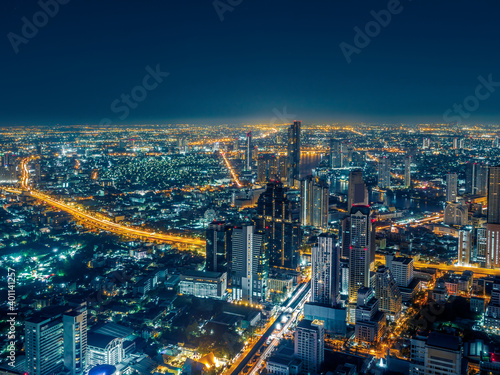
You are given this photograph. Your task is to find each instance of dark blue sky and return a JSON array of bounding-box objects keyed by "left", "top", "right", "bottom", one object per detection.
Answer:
[{"left": 2, "top": 0, "right": 500, "bottom": 126}]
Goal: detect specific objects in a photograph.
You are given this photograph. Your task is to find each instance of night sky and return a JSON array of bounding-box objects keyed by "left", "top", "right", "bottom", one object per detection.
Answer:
[{"left": 2, "top": 0, "right": 500, "bottom": 126}]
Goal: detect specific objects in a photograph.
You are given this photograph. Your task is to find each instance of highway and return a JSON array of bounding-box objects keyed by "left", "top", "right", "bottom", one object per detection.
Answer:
[
  {"left": 220, "top": 151, "right": 242, "bottom": 187},
  {"left": 225, "top": 282, "right": 311, "bottom": 375},
  {"left": 8, "top": 157, "right": 207, "bottom": 247}
]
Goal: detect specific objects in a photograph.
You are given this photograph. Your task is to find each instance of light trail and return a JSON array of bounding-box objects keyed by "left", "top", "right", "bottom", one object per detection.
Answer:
[
  {"left": 220, "top": 151, "right": 242, "bottom": 187},
  {"left": 13, "top": 157, "right": 206, "bottom": 247}
]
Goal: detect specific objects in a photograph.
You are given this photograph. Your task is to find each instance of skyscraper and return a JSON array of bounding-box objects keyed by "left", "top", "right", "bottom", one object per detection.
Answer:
[
  {"left": 300, "top": 176, "right": 329, "bottom": 229},
  {"left": 348, "top": 205, "right": 372, "bottom": 302},
  {"left": 256, "top": 154, "right": 278, "bottom": 184},
  {"left": 446, "top": 172, "right": 458, "bottom": 202},
  {"left": 466, "top": 162, "right": 488, "bottom": 195},
  {"left": 458, "top": 226, "right": 473, "bottom": 266},
  {"left": 373, "top": 266, "right": 402, "bottom": 322},
  {"left": 231, "top": 225, "right": 268, "bottom": 303},
  {"left": 311, "top": 234, "right": 340, "bottom": 307},
  {"left": 294, "top": 319, "right": 325, "bottom": 374},
  {"left": 404, "top": 155, "right": 411, "bottom": 188},
  {"left": 206, "top": 221, "right": 232, "bottom": 275},
  {"left": 487, "top": 166, "right": 500, "bottom": 269},
  {"left": 63, "top": 305, "right": 88, "bottom": 375},
  {"left": 444, "top": 202, "right": 468, "bottom": 226},
  {"left": 26, "top": 315, "right": 65, "bottom": 375},
  {"left": 286, "top": 121, "right": 301, "bottom": 186},
  {"left": 378, "top": 157, "right": 391, "bottom": 189},
  {"left": 347, "top": 169, "right": 368, "bottom": 209},
  {"left": 245, "top": 131, "right": 252, "bottom": 171},
  {"left": 329, "top": 139, "right": 342, "bottom": 168},
  {"left": 254, "top": 181, "right": 301, "bottom": 270}
]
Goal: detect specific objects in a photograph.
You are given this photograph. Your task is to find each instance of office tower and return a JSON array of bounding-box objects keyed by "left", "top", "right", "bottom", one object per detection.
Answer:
[
  {"left": 25, "top": 315, "right": 64, "bottom": 375},
  {"left": 476, "top": 226, "right": 487, "bottom": 267},
  {"left": 347, "top": 169, "right": 368, "bottom": 209},
  {"left": 409, "top": 332, "right": 462, "bottom": 375},
  {"left": 486, "top": 167, "right": 500, "bottom": 269},
  {"left": 458, "top": 226, "right": 473, "bottom": 266},
  {"left": 354, "top": 287, "right": 386, "bottom": 343},
  {"left": 373, "top": 266, "right": 402, "bottom": 322},
  {"left": 488, "top": 166, "right": 500, "bottom": 224},
  {"left": 311, "top": 234, "right": 340, "bottom": 306},
  {"left": 404, "top": 155, "right": 411, "bottom": 188},
  {"left": 341, "top": 216, "right": 351, "bottom": 260},
  {"left": 329, "top": 139, "right": 342, "bottom": 168},
  {"left": 385, "top": 254, "right": 414, "bottom": 288},
  {"left": 446, "top": 172, "right": 458, "bottom": 202},
  {"left": 245, "top": 131, "right": 252, "bottom": 171},
  {"left": 466, "top": 162, "right": 489, "bottom": 195},
  {"left": 294, "top": 319, "right": 325, "bottom": 374},
  {"left": 453, "top": 137, "right": 459, "bottom": 149},
  {"left": 444, "top": 202, "right": 468, "bottom": 226},
  {"left": 459, "top": 138, "right": 466, "bottom": 149},
  {"left": 286, "top": 121, "right": 301, "bottom": 186},
  {"left": 377, "top": 157, "right": 391, "bottom": 189},
  {"left": 300, "top": 176, "right": 329, "bottom": 229},
  {"left": 422, "top": 138, "right": 430, "bottom": 149},
  {"left": 256, "top": 154, "right": 278, "bottom": 184},
  {"left": 348, "top": 205, "right": 372, "bottom": 302},
  {"left": 254, "top": 181, "right": 301, "bottom": 270},
  {"left": 63, "top": 305, "right": 88, "bottom": 375},
  {"left": 231, "top": 225, "right": 268, "bottom": 303},
  {"left": 206, "top": 221, "right": 232, "bottom": 274}
]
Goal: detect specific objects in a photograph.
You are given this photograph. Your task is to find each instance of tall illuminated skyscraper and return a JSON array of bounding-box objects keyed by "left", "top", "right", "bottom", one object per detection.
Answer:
[
  {"left": 487, "top": 166, "right": 500, "bottom": 269},
  {"left": 300, "top": 176, "right": 329, "bottom": 229},
  {"left": 286, "top": 121, "right": 301, "bottom": 186},
  {"left": 311, "top": 234, "right": 340, "bottom": 307},
  {"left": 348, "top": 205, "right": 372, "bottom": 302},
  {"left": 404, "top": 155, "right": 411, "bottom": 188},
  {"left": 206, "top": 221, "right": 232, "bottom": 274},
  {"left": 466, "top": 162, "right": 488, "bottom": 195},
  {"left": 347, "top": 170, "right": 368, "bottom": 209},
  {"left": 446, "top": 172, "right": 458, "bottom": 202},
  {"left": 231, "top": 225, "right": 268, "bottom": 303},
  {"left": 329, "top": 139, "right": 342, "bottom": 168},
  {"left": 245, "top": 131, "right": 252, "bottom": 171},
  {"left": 254, "top": 181, "right": 301, "bottom": 270},
  {"left": 63, "top": 305, "right": 88, "bottom": 375},
  {"left": 378, "top": 157, "right": 391, "bottom": 189}
]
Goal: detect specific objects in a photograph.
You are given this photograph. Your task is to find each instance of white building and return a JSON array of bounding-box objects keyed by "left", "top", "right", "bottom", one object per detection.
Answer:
[{"left": 294, "top": 319, "right": 325, "bottom": 374}]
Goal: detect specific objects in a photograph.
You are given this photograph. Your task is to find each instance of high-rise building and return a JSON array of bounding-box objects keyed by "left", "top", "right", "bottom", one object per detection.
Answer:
[
  {"left": 231, "top": 225, "right": 268, "bottom": 303},
  {"left": 404, "top": 155, "right": 411, "bottom": 188},
  {"left": 378, "top": 157, "right": 391, "bottom": 189},
  {"left": 446, "top": 172, "right": 458, "bottom": 202},
  {"left": 486, "top": 167, "right": 500, "bottom": 269},
  {"left": 385, "top": 255, "right": 414, "bottom": 288},
  {"left": 329, "top": 139, "right": 342, "bottom": 168},
  {"left": 311, "top": 234, "right": 340, "bottom": 307},
  {"left": 26, "top": 315, "right": 65, "bottom": 375},
  {"left": 409, "top": 332, "right": 462, "bottom": 375},
  {"left": 348, "top": 205, "right": 373, "bottom": 302},
  {"left": 354, "top": 287, "right": 386, "bottom": 343},
  {"left": 206, "top": 221, "right": 232, "bottom": 275},
  {"left": 453, "top": 137, "right": 459, "bottom": 149},
  {"left": 294, "top": 319, "right": 325, "bottom": 374},
  {"left": 63, "top": 305, "right": 88, "bottom": 375},
  {"left": 422, "top": 138, "right": 430, "bottom": 149},
  {"left": 466, "top": 162, "right": 488, "bottom": 195},
  {"left": 458, "top": 226, "right": 473, "bottom": 266},
  {"left": 256, "top": 154, "right": 278, "bottom": 184},
  {"left": 286, "top": 121, "right": 301, "bottom": 186},
  {"left": 245, "top": 131, "right": 252, "bottom": 171},
  {"left": 488, "top": 166, "right": 500, "bottom": 224},
  {"left": 477, "top": 226, "right": 488, "bottom": 267},
  {"left": 300, "top": 176, "right": 329, "bottom": 229},
  {"left": 254, "top": 181, "right": 301, "bottom": 270},
  {"left": 373, "top": 266, "right": 402, "bottom": 322},
  {"left": 347, "top": 169, "right": 368, "bottom": 209},
  {"left": 444, "top": 202, "right": 468, "bottom": 226},
  {"left": 459, "top": 138, "right": 466, "bottom": 149}
]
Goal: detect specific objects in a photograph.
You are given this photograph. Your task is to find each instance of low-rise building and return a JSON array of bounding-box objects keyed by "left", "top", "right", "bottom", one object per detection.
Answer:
[{"left": 179, "top": 271, "right": 227, "bottom": 299}]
